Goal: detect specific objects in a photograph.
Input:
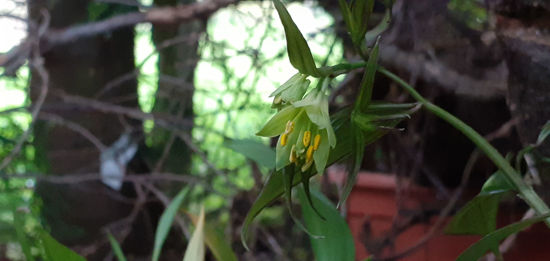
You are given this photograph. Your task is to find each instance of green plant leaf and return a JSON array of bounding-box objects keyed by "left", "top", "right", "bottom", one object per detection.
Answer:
[
  {"left": 481, "top": 170, "right": 516, "bottom": 194},
  {"left": 40, "top": 230, "right": 86, "bottom": 261},
  {"left": 446, "top": 171, "right": 514, "bottom": 236},
  {"left": 107, "top": 233, "right": 127, "bottom": 261},
  {"left": 183, "top": 207, "right": 205, "bottom": 261},
  {"left": 456, "top": 213, "right": 550, "bottom": 261},
  {"left": 351, "top": 0, "right": 375, "bottom": 46},
  {"left": 338, "top": 125, "right": 365, "bottom": 208},
  {"left": 224, "top": 138, "right": 275, "bottom": 169},
  {"left": 338, "top": 0, "right": 355, "bottom": 35},
  {"left": 365, "top": 8, "right": 392, "bottom": 43},
  {"left": 14, "top": 210, "right": 34, "bottom": 261},
  {"left": 537, "top": 121, "right": 550, "bottom": 145},
  {"left": 273, "top": 0, "right": 321, "bottom": 77},
  {"left": 152, "top": 187, "right": 189, "bottom": 261},
  {"left": 445, "top": 193, "right": 504, "bottom": 236},
  {"left": 188, "top": 213, "right": 238, "bottom": 261},
  {"left": 298, "top": 188, "right": 355, "bottom": 261}
]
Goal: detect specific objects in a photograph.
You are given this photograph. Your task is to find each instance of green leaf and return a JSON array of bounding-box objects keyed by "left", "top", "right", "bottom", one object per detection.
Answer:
[
  {"left": 188, "top": 214, "right": 238, "bottom": 261},
  {"left": 356, "top": 39, "right": 379, "bottom": 113},
  {"left": 338, "top": 124, "right": 365, "bottom": 208},
  {"left": 365, "top": 8, "right": 392, "bottom": 43},
  {"left": 14, "top": 210, "right": 34, "bottom": 261},
  {"left": 481, "top": 171, "right": 516, "bottom": 194},
  {"left": 338, "top": 0, "right": 355, "bottom": 36},
  {"left": 224, "top": 139, "right": 275, "bottom": 169},
  {"left": 446, "top": 171, "right": 515, "bottom": 236},
  {"left": 351, "top": 0, "right": 375, "bottom": 45},
  {"left": 40, "top": 230, "right": 86, "bottom": 261},
  {"left": 298, "top": 188, "right": 355, "bottom": 261},
  {"left": 537, "top": 121, "right": 550, "bottom": 145},
  {"left": 107, "top": 233, "right": 127, "bottom": 261},
  {"left": 445, "top": 193, "right": 503, "bottom": 236},
  {"left": 152, "top": 187, "right": 189, "bottom": 261},
  {"left": 456, "top": 213, "right": 550, "bottom": 261},
  {"left": 273, "top": 0, "right": 321, "bottom": 77},
  {"left": 183, "top": 207, "right": 205, "bottom": 261}
]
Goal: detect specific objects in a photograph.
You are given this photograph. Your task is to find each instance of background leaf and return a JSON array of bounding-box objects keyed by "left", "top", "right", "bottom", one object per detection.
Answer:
[
  {"left": 40, "top": 230, "right": 86, "bottom": 261},
  {"left": 224, "top": 139, "right": 275, "bottom": 169},
  {"left": 14, "top": 210, "right": 34, "bottom": 261},
  {"left": 107, "top": 233, "right": 127, "bottom": 261},
  {"left": 152, "top": 187, "right": 189, "bottom": 261},
  {"left": 183, "top": 207, "right": 205, "bottom": 261},
  {"left": 189, "top": 213, "right": 238, "bottom": 261},
  {"left": 299, "top": 188, "right": 355, "bottom": 261},
  {"left": 456, "top": 214, "right": 550, "bottom": 261}
]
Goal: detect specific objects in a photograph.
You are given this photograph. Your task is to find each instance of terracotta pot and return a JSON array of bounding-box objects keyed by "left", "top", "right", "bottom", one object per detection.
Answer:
[{"left": 328, "top": 169, "right": 550, "bottom": 261}]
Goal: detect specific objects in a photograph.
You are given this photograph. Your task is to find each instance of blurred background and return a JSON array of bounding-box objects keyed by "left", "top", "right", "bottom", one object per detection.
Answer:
[{"left": 1, "top": 0, "right": 549, "bottom": 260}]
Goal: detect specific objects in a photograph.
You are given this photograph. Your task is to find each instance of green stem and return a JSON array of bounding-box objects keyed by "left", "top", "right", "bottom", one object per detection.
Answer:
[{"left": 377, "top": 67, "right": 550, "bottom": 222}]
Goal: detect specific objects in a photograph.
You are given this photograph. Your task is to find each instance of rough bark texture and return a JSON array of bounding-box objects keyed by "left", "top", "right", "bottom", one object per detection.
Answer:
[{"left": 28, "top": 1, "right": 153, "bottom": 259}]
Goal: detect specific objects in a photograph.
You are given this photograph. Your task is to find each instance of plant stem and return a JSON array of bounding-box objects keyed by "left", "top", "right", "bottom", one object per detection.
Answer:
[{"left": 377, "top": 67, "right": 550, "bottom": 222}]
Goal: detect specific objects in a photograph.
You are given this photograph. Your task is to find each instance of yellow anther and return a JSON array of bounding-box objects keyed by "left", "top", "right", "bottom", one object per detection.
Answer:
[
  {"left": 306, "top": 145, "right": 314, "bottom": 162},
  {"left": 313, "top": 134, "right": 321, "bottom": 150},
  {"left": 302, "top": 131, "right": 311, "bottom": 147},
  {"left": 280, "top": 133, "right": 288, "bottom": 146},
  {"left": 301, "top": 159, "right": 313, "bottom": 172},
  {"left": 289, "top": 145, "right": 297, "bottom": 163},
  {"left": 285, "top": 121, "right": 294, "bottom": 133}
]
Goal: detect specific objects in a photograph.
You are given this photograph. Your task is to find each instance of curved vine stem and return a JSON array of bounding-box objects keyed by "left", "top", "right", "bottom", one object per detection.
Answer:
[{"left": 376, "top": 67, "right": 550, "bottom": 224}]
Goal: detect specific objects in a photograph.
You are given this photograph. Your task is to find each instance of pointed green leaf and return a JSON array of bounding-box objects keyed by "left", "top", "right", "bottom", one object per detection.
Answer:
[
  {"left": 301, "top": 168, "right": 325, "bottom": 220},
  {"left": 188, "top": 213, "right": 238, "bottom": 261},
  {"left": 356, "top": 39, "right": 379, "bottom": 113},
  {"left": 40, "top": 230, "right": 86, "bottom": 261},
  {"left": 481, "top": 171, "right": 516, "bottom": 194},
  {"left": 338, "top": 125, "right": 365, "bottom": 208},
  {"left": 457, "top": 214, "right": 550, "bottom": 261},
  {"left": 153, "top": 187, "right": 189, "bottom": 261},
  {"left": 351, "top": 0, "right": 375, "bottom": 45},
  {"left": 298, "top": 188, "right": 355, "bottom": 261},
  {"left": 224, "top": 139, "right": 275, "bottom": 169},
  {"left": 183, "top": 207, "right": 205, "bottom": 261},
  {"left": 445, "top": 193, "right": 504, "bottom": 236},
  {"left": 107, "top": 233, "right": 127, "bottom": 261},
  {"left": 273, "top": 0, "right": 321, "bottom": 77},
  {"left": 338, "top": 0, "right": 355, "bottom": 35},
  {"left": 537, "top": 121, "right": 550, "bottom": 145}
]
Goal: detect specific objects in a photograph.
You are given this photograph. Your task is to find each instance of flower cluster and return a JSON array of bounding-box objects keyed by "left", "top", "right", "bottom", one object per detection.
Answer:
[{"left": 257, "top": 74, "right": 336, "bottom": 174}]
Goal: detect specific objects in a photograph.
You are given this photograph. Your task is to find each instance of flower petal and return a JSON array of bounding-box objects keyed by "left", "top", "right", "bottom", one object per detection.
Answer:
[
  {"left": 313, "top": 130, "right": 330, "bottom": 174},
  {"left": 256, "top": 106, "right": 299, "bottom": 137}
]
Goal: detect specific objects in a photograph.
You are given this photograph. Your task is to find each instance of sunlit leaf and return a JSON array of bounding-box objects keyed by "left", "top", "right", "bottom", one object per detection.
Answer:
[
  {"left": 298, "top": 188, "right": 355, "bottom": 261},
  {"left": 224, "top": 139, "right": 275, "bottom": 169},
  {"left": 188, "top": 213, "right": 238, "bottom": 261},
  {"left": 40, "top": 230, "right": 86, "bottom": 261},
  {"left": 153, "top": 187, "right": 189, "bottom": 261},
  {"left": 456, "top": 213, "right": 550, "bottom": 261},
  {"left": 14, "top": 210, "right": 34, "bottom": 261},
  {"left": 183, "top": 207, "right": 205, "bottom": 261},
  {"left": 107, "top": 233, "right": 127, "bottom": 261},
  {"left": 273, "top": 0, "right": 321, "bottom": 77}
]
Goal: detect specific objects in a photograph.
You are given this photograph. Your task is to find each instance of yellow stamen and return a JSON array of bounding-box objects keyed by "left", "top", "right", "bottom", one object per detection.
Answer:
[
  {"left": 313, "top": 134, "right": 321, "bottom": 150},
  {"left": 289, "top": 145, "right": 297, "bottom": 163},
  {"left": 285, "top": 121, "right": 294, "bottom": 133},
  {"left": 302, "top": 131, "right": 311, "bottom": 147},
  {"left": 301, "top": 159, "right": 313, "bottom": 172},
  {"left": 306, "top": 145, "right": 314, "bottom": 162},
  {"left": 280, "top": 133, "right": 288, "bottom": 146}
]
